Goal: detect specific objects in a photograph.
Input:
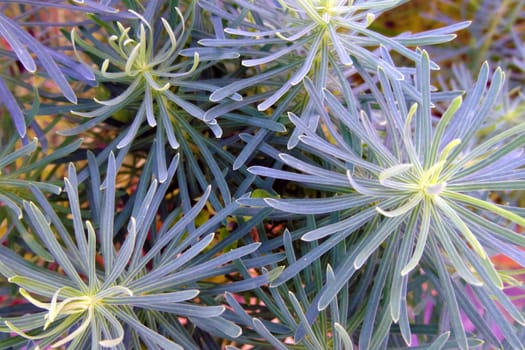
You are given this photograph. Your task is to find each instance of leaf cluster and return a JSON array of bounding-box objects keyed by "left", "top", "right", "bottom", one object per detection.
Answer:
[{"left": 0, "top": 0, "right": 523, "bottom": 349}]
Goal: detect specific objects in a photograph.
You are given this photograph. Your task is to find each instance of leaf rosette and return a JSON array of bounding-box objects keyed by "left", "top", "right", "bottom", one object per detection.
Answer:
[{"left": 248, "top": 53, "right": 525, "bottom": 348}]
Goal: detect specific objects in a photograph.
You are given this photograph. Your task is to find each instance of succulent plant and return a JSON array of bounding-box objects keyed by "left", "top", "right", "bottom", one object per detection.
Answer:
[
  {"left": 248, "top": 54, "right": 525, "bottom": 348},
  {"left": 0, "top": 151, "right": 277, "bottom": 349},
  {"left": 0, "top": 1, "right": 523, "bottom": 349}
]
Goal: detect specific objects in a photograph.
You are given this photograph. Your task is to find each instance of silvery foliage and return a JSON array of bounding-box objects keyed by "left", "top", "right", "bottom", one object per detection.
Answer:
[
  {"left": 0, "top": 0, "right": 523, "bottom": 349},
  {"left": 0, "top": 0, "right": 110, "bottom": 139},
  {"left": 0, "top": 150, "right": 280, "bottom": 349}
]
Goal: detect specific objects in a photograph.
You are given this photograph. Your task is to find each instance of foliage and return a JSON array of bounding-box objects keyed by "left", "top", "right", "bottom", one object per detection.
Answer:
[
  {"left": 0, "top": 152, "right": 278, "bottom": 349},
  {"left": 0, "top": 0, "right": 523, "bottom": 349}
]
